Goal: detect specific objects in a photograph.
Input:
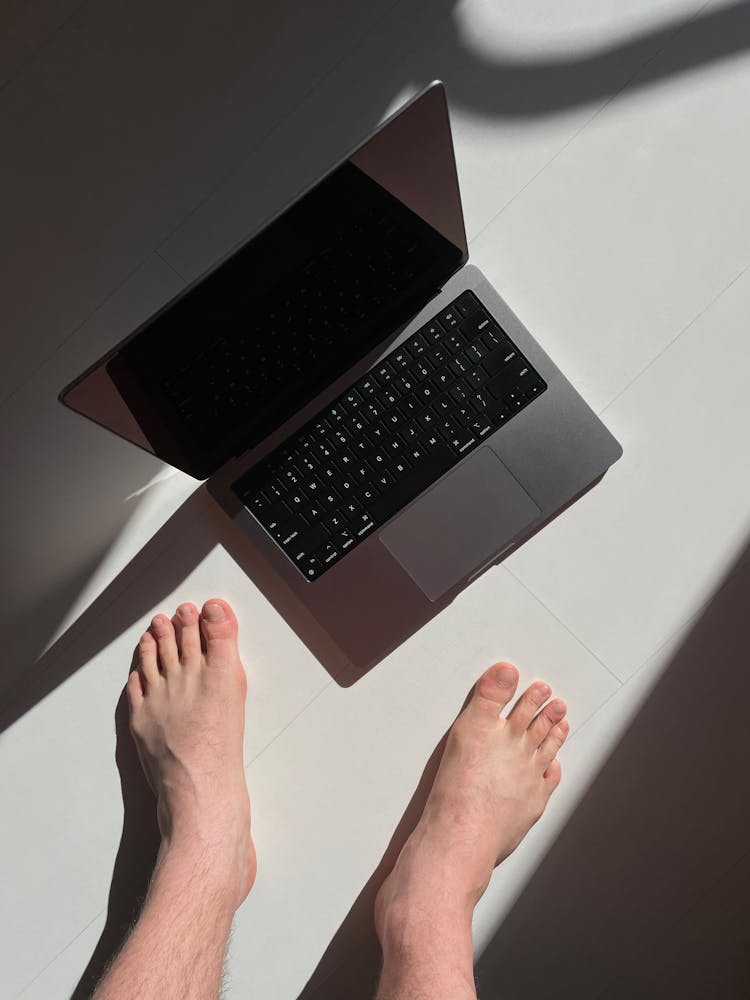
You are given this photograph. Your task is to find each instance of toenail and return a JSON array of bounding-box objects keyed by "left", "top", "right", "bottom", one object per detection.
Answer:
[
  {"left": 151, "top": 615, "right": 166, "bottom": 629},
  {"left": 537, "top": 684, "right": 551, "bottom": 700},
  {"left": 495, "top": 665, "right": 516, "bottom": 687},
  {"left": 178, "top": 604, "right": 195, "bottom": 619},
  {"left": 203, "top": 602, "right": 225, "bottom": 622}
]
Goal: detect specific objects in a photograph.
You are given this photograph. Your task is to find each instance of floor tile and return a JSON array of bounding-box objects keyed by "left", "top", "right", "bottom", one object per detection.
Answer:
[
  {"left": 16, "top": 914, "right": 105, "bottom": 1000},
  {"left": 224, "top": 567, "right": 618, "bottom": 998},
  {"left": 475, "top": 540, "right": 750, "bottom": 996},
  {"left": 603, "top": 850, "right": 750, "bottom": 999},
  {"left": 470, "top": 0, "right": 750, "bottom": 411},
  {"left": 0, "top": 0, "right": 83, "bottom": 90},
  {"left": 505, "top": 262, "right": 750, "bottom": 679}
]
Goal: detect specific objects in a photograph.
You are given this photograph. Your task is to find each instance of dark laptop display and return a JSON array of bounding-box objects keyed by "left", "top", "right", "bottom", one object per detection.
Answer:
[{"left": 61, "top": 86, "right": 468, "bottom": 480}]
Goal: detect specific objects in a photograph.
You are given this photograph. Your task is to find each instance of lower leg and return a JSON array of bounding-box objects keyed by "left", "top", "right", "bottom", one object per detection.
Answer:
[
  {"left": 94, "top": 600, "right": 255, "bottom": 1000},
  {"left": 374, "top": 663, "right": 569, "bottom": 999}
]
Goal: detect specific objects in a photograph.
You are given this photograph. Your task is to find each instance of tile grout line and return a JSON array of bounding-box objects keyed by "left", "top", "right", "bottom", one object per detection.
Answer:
[
  {"left": 500, "top": 564, "right": 623, "bottom": 686},
  {"left": 598, "top": 257, "right": 750, "bottom": 416},
  {"left": 469, "top": 0, "right": 713, "bottom": 249},
  {"left": 244, "top": 677, "right": 334, "bottom": 771},
  {"left": 0, "top": 0, "right": 92, "bottom": 100},
  {"left": 13, "top": 906, "right": 105, "bottom": 999}
]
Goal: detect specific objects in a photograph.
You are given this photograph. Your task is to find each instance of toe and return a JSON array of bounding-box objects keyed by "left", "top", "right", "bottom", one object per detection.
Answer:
[
  {"left": 172, "top": 603, "right": 201, "bottom": 667},
  {"left": 526, "top": 697, "right": 567, "bottom": 749},
  {"left": 506, "top": 681, "right": 552, "bottom": 735},
  {"left": 138, "top": 632, "right": 161, "bottom": 688},
  {"left": 150, "top": 614, "right": 180, "bottom": 673},
  {"left": 126, "top": 668, "right": 143, "bottom": 709},
  {"left": 469, "top": 663, "right": 520, "bottom": 720},
  {"left": 543, "top": 757, "right": 562, "bottom": 790},
  {"left": 199, "top": 599, "right": 239, "bottom": 664},
  {"left": 538, "top": 719, "right": 570, "bottom": 768}
]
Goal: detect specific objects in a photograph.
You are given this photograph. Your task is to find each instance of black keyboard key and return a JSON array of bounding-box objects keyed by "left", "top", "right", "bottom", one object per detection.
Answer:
[
  {"left": 431, "top": 367, "right": 454, "bottom": 391},
  {"left": 266, "top": 480, "right": 286, "bottom": 502},
  {"left": 448, "top": 354, "right": 470, "bottom": 376},
  {"left": 412, "top": 360, "right": 431, "bottom": 381},
  {"left": 299, "top": 452, "right": 319, "bottom": 473},
  {"left": 391, "top": 349, "right": 411, "bottom": 370},
  {"left": 417, "top": 409, "right": 437, "bottom": 431},
  {"left": 397, "top": 397, "right": 421, "bottom": 419},
  {"left": 255, "top": 498, "right": 291, "bottom": 531},
  {"left": 445, "top": 332, "right": 463, "bottom": 353},
  {"left": 416, "top": 383, "right": 437, "bottom": 405},
  {"left": 289, "top": 521, "right": 329, "bottom": 559},
  {"left": 459, "top": 309, "right": 495, "bottom": 340},
  {"left": 450, "top": 379, "right": 469, "bottom": 403},
  {"left": 336, "top": 528, "right": 356, "bottom": 552},
  {"left": 299, "top": 553, "right": 324, "bottom": 581},
  {"left": 487, "top": 358, "right": 527, "bottom": 400},
  {"left": 277, "top": 514, "right": 309, "bottom": 548},
  {"left": 352, "top": 511, "right": 377, "bottom": 537},
  {"left": 447, "top": 427, "right": 477, "bottom": 455},
  {"left": 343, "top": 388, "right": 363, "bottom": 410},
  {"left": 470, "top": 414, "right": 493, "bottom": 438},
  {"left": 376, "top": 387, "right": 399, "bottom": 408},
  {"left": 421, "top": 320, "right": 444, "bottom": 343},
  {"left": 406, "top": 334, "right": 428, "bottom": 358},
  {"left": 400, "top": 420, "right": 420, "bottom": 443},
  {"left": 483, "top": 345, "right": 519, "bottom": 377},
  {"left": 467, "top": 367, "right": 488, "bottom": 389},
  {"left": 357, "top": 376, "right": 378, "bottom": 397},
  {"left": 368, "top": 445, "right": 454, "bottom": 525},
  {"left": 481, "top": 326, "right": 506, "bottom": 350},
  {"left": 245, "top": 491, "right": 269, "bottom": 516},
  {"left": 323, "top": 511, "right": 347, "bottom": 533},
  {"left": 438, "top": 307, "right": 459, "bottom": 329},
  {"left": 427, "top": 344, "right": 448, "bottom": 367},
  {"left": 344, "top": 412, "right": 367, "bottom": 436},
  {"left": 466, "top": 341, "right": 488, "bottom": 363},
  {"left": 311, "top": 418, "right": 330, "bottom": 439},
  {"left": 374, "top": 362, "right": 394, "bottom": 386},
  {"left": 318, "top": 541, "right": 342, "bottom": 568},
  {"left": 454, "top": 291, "right": 479, "bottom": 317}
]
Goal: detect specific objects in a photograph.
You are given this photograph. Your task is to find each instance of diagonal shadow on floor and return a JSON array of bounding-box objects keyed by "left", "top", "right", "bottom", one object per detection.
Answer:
[{"left": 293, "top": 535, "right": 750, "bottom": 999}]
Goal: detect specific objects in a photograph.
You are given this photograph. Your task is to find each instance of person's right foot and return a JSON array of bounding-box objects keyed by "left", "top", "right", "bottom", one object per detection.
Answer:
[
  {"left": 374, "top": 663, "right": 569, "bottom": 939},
  {"left": 126, "top": 598, "right": 255, "bottom": 911}
]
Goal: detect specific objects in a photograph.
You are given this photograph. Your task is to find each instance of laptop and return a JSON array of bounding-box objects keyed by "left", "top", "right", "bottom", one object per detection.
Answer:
[{"left": 60, "top": 81, "right": 622, "bottom": 671}]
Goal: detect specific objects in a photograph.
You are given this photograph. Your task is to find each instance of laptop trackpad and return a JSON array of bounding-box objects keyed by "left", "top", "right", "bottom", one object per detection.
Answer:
[{"left": 380, "top": 447, "right": 541, "bottom": 602}]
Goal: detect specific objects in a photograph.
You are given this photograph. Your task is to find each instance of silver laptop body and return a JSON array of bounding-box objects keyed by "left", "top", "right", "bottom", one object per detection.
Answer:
[{"left": 61, "top": 82, "right": 622, "bottom": 680}]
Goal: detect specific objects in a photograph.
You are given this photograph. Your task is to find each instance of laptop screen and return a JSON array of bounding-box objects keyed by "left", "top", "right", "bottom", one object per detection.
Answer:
[{"left": 60, "top": 83, "right": 468, "bottom": 480}]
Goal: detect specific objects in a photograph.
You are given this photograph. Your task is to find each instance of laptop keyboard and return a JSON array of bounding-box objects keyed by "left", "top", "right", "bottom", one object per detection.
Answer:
[{"left": 232, "top": 290, "right": 546, "bottom": 581}]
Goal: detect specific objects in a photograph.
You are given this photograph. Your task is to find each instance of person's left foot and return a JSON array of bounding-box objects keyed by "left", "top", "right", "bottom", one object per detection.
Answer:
[{"left": 127, "top": 599, "right": 255, "bottom": 909}]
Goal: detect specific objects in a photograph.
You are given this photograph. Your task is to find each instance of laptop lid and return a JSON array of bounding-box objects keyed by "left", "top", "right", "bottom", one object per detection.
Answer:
[{"left": 60, "top": 81, "right": 468, "bottom": 480}]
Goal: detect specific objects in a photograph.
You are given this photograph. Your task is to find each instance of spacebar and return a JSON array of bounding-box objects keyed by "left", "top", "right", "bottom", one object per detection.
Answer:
[{"left": 368, "top": 446, "right": 455, "bottom": 526}]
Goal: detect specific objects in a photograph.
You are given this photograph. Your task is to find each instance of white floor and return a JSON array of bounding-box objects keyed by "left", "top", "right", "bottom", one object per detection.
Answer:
[{"left": 2, "top": 1, "right": 750, "bottom": 997}]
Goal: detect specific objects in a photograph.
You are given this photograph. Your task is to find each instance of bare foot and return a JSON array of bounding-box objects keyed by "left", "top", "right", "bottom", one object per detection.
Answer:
[
  {"left": 127, "top": 598, "right": 255, "bottom": 910},
  {"left": 375, "top": 662, "right": 569, "bottom": 938}
]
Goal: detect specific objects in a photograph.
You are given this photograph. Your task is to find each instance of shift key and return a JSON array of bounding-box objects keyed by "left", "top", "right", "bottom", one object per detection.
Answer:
[{"left": 287, "top": 522, "right": 329, "bottom": 561}]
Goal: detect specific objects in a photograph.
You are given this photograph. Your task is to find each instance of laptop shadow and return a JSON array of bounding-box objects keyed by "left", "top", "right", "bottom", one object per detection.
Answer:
[{"left": 292, "top": 536, "right": 750, "bottom": 999}]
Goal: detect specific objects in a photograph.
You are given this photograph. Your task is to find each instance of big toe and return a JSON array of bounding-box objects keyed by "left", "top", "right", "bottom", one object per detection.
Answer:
[
  {"left": 200, "top": 599, "right": 239, "bottom": 662},
  {"left": 469, "top": 662, "right": 520, "bottom": 720}
]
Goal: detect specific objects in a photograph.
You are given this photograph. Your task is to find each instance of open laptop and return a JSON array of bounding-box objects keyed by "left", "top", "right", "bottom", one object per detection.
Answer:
[{"left": 60, "top": 81, "right": 622, "bottom": 669}]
